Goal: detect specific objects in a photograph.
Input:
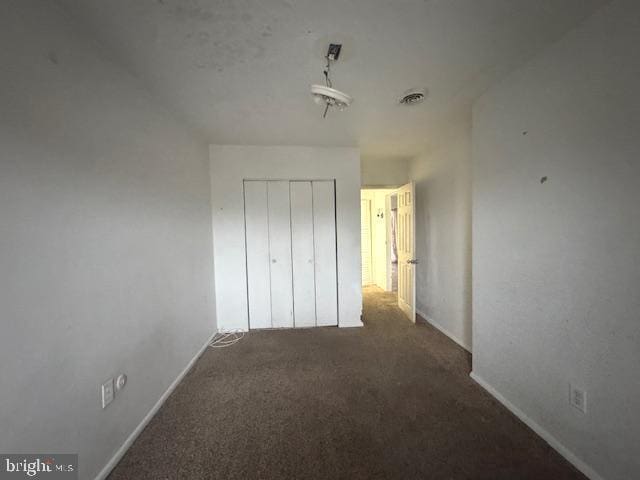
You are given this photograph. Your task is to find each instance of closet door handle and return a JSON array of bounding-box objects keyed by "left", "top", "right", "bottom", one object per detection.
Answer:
[{"left": 271, "top": 258, "right": 277, "bottom": 263}]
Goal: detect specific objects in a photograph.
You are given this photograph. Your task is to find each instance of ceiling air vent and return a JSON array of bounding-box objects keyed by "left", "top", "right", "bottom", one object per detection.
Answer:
[{"left": 399, "top": 88, "right": 428, "bottom": 106}]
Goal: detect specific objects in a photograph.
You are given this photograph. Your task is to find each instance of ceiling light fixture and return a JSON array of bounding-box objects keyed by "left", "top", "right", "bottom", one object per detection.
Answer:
[{"left": 311, "top": 44, "right": 353, "bottom": 118}]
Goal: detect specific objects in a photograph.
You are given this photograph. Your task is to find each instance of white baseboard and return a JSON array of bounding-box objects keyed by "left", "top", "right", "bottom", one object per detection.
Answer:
[
  {"left": 339, "top": 321, "right": 364, "bottom": 328},
  {"left": 94, "top": 331, "right": 217, "bottom": 480},
  {"left": 469, "top": 372, "right": 604, "bottom": 480},
  {"left": 416, "top": 309, "right": 471, "bottom": 352}
]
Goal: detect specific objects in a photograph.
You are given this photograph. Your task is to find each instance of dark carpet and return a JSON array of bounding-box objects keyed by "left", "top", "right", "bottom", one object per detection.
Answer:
[{"left": 109, "top": 286, "right": 586, "bottom": 480}]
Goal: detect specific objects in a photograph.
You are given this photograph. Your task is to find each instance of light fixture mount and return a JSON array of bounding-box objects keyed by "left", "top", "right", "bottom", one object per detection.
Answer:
[
  {"left": 327, "top": 43, "right": 342, "bottom": 61},
  {"left": 310, "top": 44, "right": 353, "bottom": 118},
  {"left": 311, "top": 84, "right": 353, "bottom": 109}
]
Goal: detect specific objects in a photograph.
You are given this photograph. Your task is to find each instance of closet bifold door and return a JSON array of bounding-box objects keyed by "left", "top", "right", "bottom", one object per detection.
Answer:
[
  {"left": 267, "top": 181, "right": 294, "bottom": 328},
  {"left": 290, "top": 181, "right": 316, "bottom": 327},
  {"left": 312, "top": 181, "right": 338, "bottom": 326},
  {"left": 243, "top": 181, "right": 271, "bottom": 329}
]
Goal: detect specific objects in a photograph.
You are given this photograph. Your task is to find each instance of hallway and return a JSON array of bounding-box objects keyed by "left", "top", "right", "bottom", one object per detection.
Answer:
[{"left": 109, "top": 287, "right": 585, "bottom": 479}]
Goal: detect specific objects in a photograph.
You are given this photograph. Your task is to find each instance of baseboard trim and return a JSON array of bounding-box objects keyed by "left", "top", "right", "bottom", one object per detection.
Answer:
[
  {"left": 339, "top": 321, "right": 364, "bottom": 328},
  {"left": 469, "top": 372, "right": 604, "bottom": 480},
  {"left": 416, "top": 310, "right": 471, "bottom": 352},
  {"left": 94, "top": 331, "right": 217, "bottom": 480}
]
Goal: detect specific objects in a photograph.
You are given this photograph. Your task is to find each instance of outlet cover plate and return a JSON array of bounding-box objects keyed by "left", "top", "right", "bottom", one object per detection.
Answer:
[
  {"left": 569, "top": 384, "right": 587, "bottom": 413},
  {"left": 102, "top": 378, "right": 114, "bottom": 409}
]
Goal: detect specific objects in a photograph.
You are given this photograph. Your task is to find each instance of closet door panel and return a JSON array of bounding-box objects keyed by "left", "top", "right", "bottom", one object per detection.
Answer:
[
  {"left": 267, "top": 181, "right": 295, "bottom": 328},
  {"left": 290, "top": 181, "right": 316, "bottom": 327},
  {"left": 312, "top": 181, "right": 338, "bottom": 326},
  {"left": 243, "top": 181, "right": 271, "bottom": 329}
]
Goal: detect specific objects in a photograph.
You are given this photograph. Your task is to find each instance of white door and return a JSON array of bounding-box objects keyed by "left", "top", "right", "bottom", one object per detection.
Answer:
[
  {"left": 397, "top": 182, "right": 416, "bottom": 322},
  {"left": 361, "top": 199, "right": 373, "bottom": 285},
  {"left": 243, "top": 181, "right": 272, "bottom": 329},
  {"left": 312, "top": 181, "right": 338, "bottom": 326},
  {"left": 267, "top": 181, "right": 294, "bottom": 328},
  {"left": 244, "top": 180, "right": 337, "bottom": 329},
  {"left": 290, "top": 181, "right": 316, "bottom": 327}
]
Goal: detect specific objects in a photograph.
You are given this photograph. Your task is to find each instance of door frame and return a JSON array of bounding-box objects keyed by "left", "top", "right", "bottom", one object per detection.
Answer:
[
  {"left": 385, "top": 192, "right": 397, "bottom": 293},
  {"left": 360, "top": 197, "right": 373, "bottom": 286}
]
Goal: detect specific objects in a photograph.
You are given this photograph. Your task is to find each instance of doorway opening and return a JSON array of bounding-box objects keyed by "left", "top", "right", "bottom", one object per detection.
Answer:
[
  {"left": 361, "top": 183, "right": 415, "bottom": 323},
  {"left": 361, "top": 188, "right": 397, "bottom": 293}
]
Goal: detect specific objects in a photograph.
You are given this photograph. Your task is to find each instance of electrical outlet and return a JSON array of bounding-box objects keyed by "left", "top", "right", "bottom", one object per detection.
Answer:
[
  {"left": 569, "top": 384, "right": 587, "bottom": 413},
  {"left": 101, "top": 378, "right": 114, "bottom": 409}
]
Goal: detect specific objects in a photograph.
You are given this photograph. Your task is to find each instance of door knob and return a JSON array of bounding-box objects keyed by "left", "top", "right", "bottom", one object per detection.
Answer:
[
  {"left": 272, "top": 259, "right": 277, "bottom": 263},
  {"left": 407, "top": 259, "right": 419, "bottom": 264}
]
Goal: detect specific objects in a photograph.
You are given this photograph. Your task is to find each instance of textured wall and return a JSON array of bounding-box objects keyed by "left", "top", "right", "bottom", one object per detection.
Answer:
[
  {"left": 0, "top": 2, "right": 215, "bottom": 478},
  {"left": 409, "top": 118, "right": 472, "bottom": 350},
  {"left": 472, "top": 1, "right": 640, "bottom": 478}
]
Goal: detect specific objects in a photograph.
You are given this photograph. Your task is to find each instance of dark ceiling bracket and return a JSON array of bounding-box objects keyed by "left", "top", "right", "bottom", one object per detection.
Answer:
[{"left": 327, "top": 44, "right": 342, "bottom": 61}]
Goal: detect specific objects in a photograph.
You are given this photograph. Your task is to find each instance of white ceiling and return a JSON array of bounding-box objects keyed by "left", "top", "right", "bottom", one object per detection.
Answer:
[{"left": 57, "top": 0, "right": 608, "bottom": 158}]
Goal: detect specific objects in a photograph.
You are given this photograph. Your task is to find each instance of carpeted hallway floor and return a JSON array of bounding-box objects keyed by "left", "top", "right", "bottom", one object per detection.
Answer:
[{"left": 109, "top": 286, "right": 586, "bottom": 479}]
